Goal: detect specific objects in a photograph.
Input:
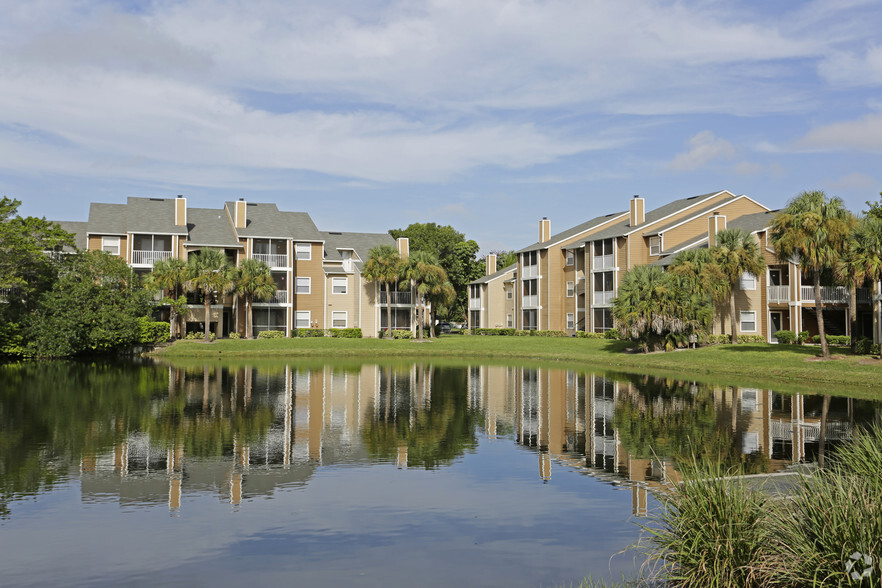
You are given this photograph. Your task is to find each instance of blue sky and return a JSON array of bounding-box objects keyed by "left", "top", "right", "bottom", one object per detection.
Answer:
[{"left": 2, "top": 0, "right": 882, "bottom": 252}]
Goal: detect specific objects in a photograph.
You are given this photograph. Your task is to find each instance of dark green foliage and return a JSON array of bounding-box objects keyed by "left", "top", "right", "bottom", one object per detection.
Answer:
[
  {"left": 137, "top": 318, "right": 171, "bottom": 345},
  {"left": 774, "top": 330, "right": 796, "bottom": 344},
  {"left": 798, "top": 330, "right": 811, "bottom": 344},
  {"left": 574, "top": 331, "right": 605, "bottom": 339},
  {"left": 470, "top": 328, "right": 517, "bottom": 336},
  {"left": 603, "top": 328, "right": 620, "bottom": 340},
  {"left": 291, "top": 328, "right": 326, "bottom": 337},
  {"left": 24, "top": 251, "right": 151, "bottom": 357},
  {"left": 327, "top": 328, "right": 362, "bottom": 338},
  {"left": 855, "top": 338, "right": 880, "bottom": 356},
  {"left": 257, "top": 330, "right": 285, "bottom": 339}
]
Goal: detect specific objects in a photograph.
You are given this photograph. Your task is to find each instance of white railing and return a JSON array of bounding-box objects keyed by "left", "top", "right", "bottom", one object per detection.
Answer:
[
  {"left": 522, "top": 265, "right": 538, "bottom": 279},
  {"left": 131, "top": 250, "right": 173, "bottom": 266},
  {"left": 767, "top": 285, "right": 790, "bottom": 303},
  {"left": 379, "top": 291, "right": 412, "bottom": 305},
  {"left": 800, "top": 286, "right": 849, "bottom": 303},
  {"left": 262, "top": 291, "right": 287, "bottom": 304},
  {"left": 253, "top": 253, "right": 288, "bottom": 268},
  {"left": 469, "top": 298, "right": 481, "bottom": 310},
  {"left": 593, "top": 291, "right": 615, "bottom": 306},
  {"left": 593, "top": 254, "right": 614, "bottom": 270},
  {"left": 522, "top": 294, "right": 538, "bottom": 308}
]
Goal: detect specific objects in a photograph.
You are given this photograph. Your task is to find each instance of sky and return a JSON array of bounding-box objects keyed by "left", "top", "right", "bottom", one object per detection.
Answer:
[{"left": 2, "top": 0, "right": 882, "bottom": 253}]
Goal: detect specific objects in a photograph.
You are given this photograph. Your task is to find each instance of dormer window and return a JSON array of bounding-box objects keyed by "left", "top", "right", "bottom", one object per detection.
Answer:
[{"left": 649, "top": 236, "right": 661, "bottom": 256}]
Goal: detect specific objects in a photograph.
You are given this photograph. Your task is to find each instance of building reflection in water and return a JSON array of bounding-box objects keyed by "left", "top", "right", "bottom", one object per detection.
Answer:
[{"left": 80, "top": 363, "right": 880, "bottom": 516}]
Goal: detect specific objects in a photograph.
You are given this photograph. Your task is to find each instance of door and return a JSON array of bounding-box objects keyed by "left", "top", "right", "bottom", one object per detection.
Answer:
[{"left": 770, "top": 311, "right": 783, "bottom": 342}]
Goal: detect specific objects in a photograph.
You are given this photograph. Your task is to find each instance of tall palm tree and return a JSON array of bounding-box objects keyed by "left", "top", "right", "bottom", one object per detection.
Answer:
[
  {"left": 713, "top": 228, "right": 766, "bottom": 344},
  {"left": 771, "top": 191, "right": 855, "bottom": 359},
  {"left": 187, "top": 248, "right": 233, "bottom": 342},
  {"left": 234, "top": 258, "right": 278, "bottom": 339},
  {"left": 426, "top": 278, "right": 456, "bottom": 337},
  {"left": 363, "top": 244, "right": 403, "bottom": 337},
  {"left": 404, "top": 250, "right": 443, "bottom": 341},
  {"left": 839, "top": 215, "right": 882, "bottom": 347},
  {"left": 147, "top": 257, "right": 189, "bottom": 339}
]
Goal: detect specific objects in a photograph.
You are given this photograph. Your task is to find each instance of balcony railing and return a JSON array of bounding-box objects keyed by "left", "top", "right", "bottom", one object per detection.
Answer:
[
  {"left": 767, "top": 285, "right": 790, "bottom": 303},
  {"left": 131, "top": 250, "right": 173, "bottom": 266},
  {"left": 253, "top": 253, "right": 288, "bottom": 268},
  {"left": 799, "top": 286, "right": 867, "bottom": 304},
  {"left": 522, "top": 294, "right": 538, "bottom": 308},
  {"left": 593, "top": 291, "right": 614, "bottom": 306},
  {"left": 379, "top": 291, "right": 412, "bottom": 305},
  {"left": 593, "top": 254, "right": 614, "bottom": 270},
  {"left": 255, "top": 291, "right": 288, "bottom": 304},
  {"left": 469, "top": 298, "right": 481, "bottom": 310},
  {"left": 522, "top": 265, "right": 538, "bottom": 279}
]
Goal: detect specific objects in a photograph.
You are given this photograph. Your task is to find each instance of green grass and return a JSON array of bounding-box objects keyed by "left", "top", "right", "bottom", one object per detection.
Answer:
[{"left": 151, "top": 336, "right": 882, "bottom": 397}]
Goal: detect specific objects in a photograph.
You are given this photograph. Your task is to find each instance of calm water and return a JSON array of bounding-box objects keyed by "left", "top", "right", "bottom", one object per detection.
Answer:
[{"left": 1, "top": 360, "right": 879, "bottom": 587}]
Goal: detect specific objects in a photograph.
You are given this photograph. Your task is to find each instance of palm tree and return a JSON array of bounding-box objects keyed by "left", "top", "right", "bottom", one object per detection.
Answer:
[
  {"left": 404, "top": 250, "right": 443, "bottom": 341},
  {"left": 363, "top": 244, "right": 403, "bottom": 337},
  {"left": 771, "top": 191, "right": 856, "bottom": 359},
  {"left": 234, "top": 259, "right": 278, "bottom": 339},
  {"left": 713, "top": 228, "right": 766, "bottom": 344},
  {"left": 146, "top": 257, "right": 189, "bottom": 339},
  {"left": 426, "top": 278, "right": 456, "bottom": 337},
  {"left": 839, "top": 216, "right": 882, "bottom": 348},
  {"left": 186, "top": 248, "right": 233, "bottom": 342}
]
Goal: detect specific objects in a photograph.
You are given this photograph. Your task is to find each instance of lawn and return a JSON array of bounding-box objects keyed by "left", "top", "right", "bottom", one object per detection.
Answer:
[{"left": 151, "top": 336, "right": 882, "bottom": 397}]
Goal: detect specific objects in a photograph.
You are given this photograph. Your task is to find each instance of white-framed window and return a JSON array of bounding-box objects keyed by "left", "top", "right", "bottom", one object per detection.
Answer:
[
  {"left": 102, "top": 236, "right": 120, "bottom": 255},
  {"left": 295, "top": 276, "right": 311, "bottom": 294},
  {"left": 740, "top": 311, "right": 756, "bottom": 332},
  {"left": 649, "top": 236, "right": 661, "bottom": 256},
  {"left": 506, "top": 288, "right": 513, "bottom": 300},
  {"left": 739, "top": 272, "right": 757, "bottom": 290},
  {"left": 332, "top": 277, "right": 347, "bottom": 294},
  {"left": 506, "top": 313, "right": 513, "bottom": 328},
  {"left": 566, "top": 281, "right": 575, "bottom": 297},
  {"left": 565, "top": 250, "right": 575, "bottom": 266},
  {"left": 295, "top": 243, "right": 311, "bottom": 261},
  {"left": 566, "top": 313, "right": 575, "bottom": 330},
  {"left": 295, "top": 310, "right": 311, "bottom": 329},
  {"left": 331, "top": 311, "right": 347, "bottom": 328}
]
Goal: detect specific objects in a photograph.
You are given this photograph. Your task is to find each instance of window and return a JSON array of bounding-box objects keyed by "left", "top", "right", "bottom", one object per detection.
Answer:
[
  {"left": 522, "top": 309, "right": 538, "bottom": 330},
  {"left": 295, "top": 310, "right": 311, "bottom": 329},
  {"left": 566, "top": 250, "right": 575, "bottom": 266},
  {"left": 506, "top": 313, "right": 513, "bottom": 328},
  {"left": 295, "top": 243, "right": 311, "bottom": 261},
  {"left": 566, "top": 281, "right": 575, "bottom": 297},
  {"left": 506, "top": 288, "right": 513, "bottom": 300},
  {"left": 593, "top": 238, "right": 614, "bottom": 270},
  {"left": 332, "top": 277, "right": 347, "bottom": 294},
  {"left": 739, "top": 272, "right": 757, "bottom": 290},
  {"left": 649, "top": 236, "right": 661, "bottom": 256},
  {"left": 593, "top": 308, "right": 613, "bottom": 332},
  {"left": 740, "top": 311, "right": 756, "bottom": 332},
  {"left": 567, "top": 313, "right": 575, "bottom": 330},
  {"left": 102, "top": 236, "right": 120, "bottom": 255},
  {"left": 331, "top": 311, "right": 347, "bottom": 328},
  {"left": 253, "top": 308, "right": 287, "bottom": 337},
  {"left": 295, "top": 276, "right": 311, "bottom": 294}
]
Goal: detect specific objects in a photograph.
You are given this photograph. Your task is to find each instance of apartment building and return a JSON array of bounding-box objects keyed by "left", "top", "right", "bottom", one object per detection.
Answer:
[
  {"left": 59, "top": 196, "right": 415, "bottom": 338},
  {"left": 467, "top": 253, "right": 517, "bottom": 329}
]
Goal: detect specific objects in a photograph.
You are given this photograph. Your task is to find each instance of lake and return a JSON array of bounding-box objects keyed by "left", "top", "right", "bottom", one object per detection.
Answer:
[{"left": 1, "top": 359, "right": 878, "bottom": 587}]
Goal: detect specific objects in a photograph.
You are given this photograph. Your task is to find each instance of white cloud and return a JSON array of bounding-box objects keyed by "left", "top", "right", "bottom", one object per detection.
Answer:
[
  {"left": 818, "top": 46, "right": 882, "bottom": 87},
  {"left": 667, "top": 131, "right": 736, "bottom": 172},
  {"left": 827, "top": 172, "right": 878, "bottom": 192},
  {"left": 733, "top": 161, "right": 785, "bottom": 178},
  {"left": 798, "top": 113, "right": 882, "bottom": 151}
]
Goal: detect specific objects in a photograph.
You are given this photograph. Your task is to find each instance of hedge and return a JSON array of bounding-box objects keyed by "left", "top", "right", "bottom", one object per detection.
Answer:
[
  {"left": 291, "top": 328, "right": 325, "bottom": 338},
  {"left": 137, "top": 318, "right": 170, "bottom": 345},
  {"left": 258, "top": 330, "right": 285, "bottom": 339},
  {"left": 327, "top": 328, "right": 362, "bottom": 338}
]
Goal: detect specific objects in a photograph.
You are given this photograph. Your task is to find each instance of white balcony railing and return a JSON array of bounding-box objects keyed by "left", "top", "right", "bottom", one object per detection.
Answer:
[
  {"left": 767, "top": 285, "right": 790, "bottom": 303},
  {"left": 800, "top": 286, "right": 850, "bottom": 304},
  {"left": 379, "top": 291, "right": 412, "bottom": 305},
  {"left": 262, "top": 291, "right": 287, "bottom": 304},
  {"left": 253, "top": 253, "right": 288, "bottom": 268},
  {"left": 131, "top": 250, "right": 173, "bottom": 266},
  {"left": 593, "top": 254, "right": 614, "bottom": 270},
  {"left": 522, "top": 294, "right": 538, "bottom": 308},
  {"left": 593, "top": 291, "right": 615, "bottom": 306},
  {"left": 469, "top": 298, "right": 481, "bottom": 310},
  {"left": 522, "top": 265, "right": 538, "bottom": 279}
]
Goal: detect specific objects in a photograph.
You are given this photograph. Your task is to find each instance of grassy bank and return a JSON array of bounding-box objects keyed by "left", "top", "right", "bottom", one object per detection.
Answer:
[{"left": 151, "top": 336, "right": 882, "bottom": 397}]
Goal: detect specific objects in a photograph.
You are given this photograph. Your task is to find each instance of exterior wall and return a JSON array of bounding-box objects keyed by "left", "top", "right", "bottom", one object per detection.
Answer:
[
  {"left": 292, "top": 241, "right": 326, "bottom": 329},
  {"left": 360, "top": 279, "right": 381, "bottom": 337},
  {"left": 324, "top": 272, "right": 359, "bottom": 330}
]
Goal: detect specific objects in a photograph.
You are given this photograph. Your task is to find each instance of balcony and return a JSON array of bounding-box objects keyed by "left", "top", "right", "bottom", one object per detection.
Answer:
[
  {"left": 593, "top": 254, "right": 614, "bottom": 270},
  {"left": 593, "top": 291, "right": 614, "bottom": 306},
  {"left": 469, "top": 298, "right": 481, "bottom": 310},
  {"left": 767, "top": 285, "right": 790, "bottom": 303},
  {"left": 131, "top": 250, "right": 173, "bottom": 266},
  {"left": 253, "top": 253, "right": 288, "bottom": 268},
  {"left": 799, "top": 286, "right": 869, "bottom": 304},
  {"left": 255, "top": 291, "right": 288, "bottom": 304},
  {"left": 379, "top": 291, "right": 412, "bottom": 305}
]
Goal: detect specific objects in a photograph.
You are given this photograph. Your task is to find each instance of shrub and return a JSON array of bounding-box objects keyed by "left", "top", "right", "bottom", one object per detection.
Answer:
[
  {"left": 704, "top": 334, "right": 732, "bottom": 345},
  {"left": 292, "top": 328, "right": 325, "bottom": 338},
  {"left": 257, "top": 329, "right": 285, "bottom": 339},
  {"left": 574, "top": 331, "right": 605, "bottom": 339},
  {"left": 515, "top": 330, "right": 531, "bottom": 337},
  {"left": 471, "top": 328, "right": 517, "bottom": 336},
  {"left": 798, "top": 331, "right": 811, "bottom": 344},
  {"left": 184, "top": 331, "right": 215, "bottom": 341},
  {"left": 855, "top": 337, "right": 878, "bottom": 356},
  {"left": 603, "top": 328, "right": 620, "bottom": 340},
  {"left": 229, "top": 332, "right": 241, "bottom": 340},
  {"left": 327, "top": 328, "right": 362, "bottom": 338},
  {"left": 738, "top": 335, "right": 766, "bottom": 344},
  {"left": 774, "top": 330, "right": 796, "bottom": 344},
  {"left": 137, "top": 317, "right": 170, "bottom": 345},
  {"left": 531, "top": 330, "right": 569, "bottom": 337}
]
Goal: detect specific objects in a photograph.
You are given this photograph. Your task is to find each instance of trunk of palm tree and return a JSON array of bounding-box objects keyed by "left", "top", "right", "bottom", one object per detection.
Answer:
[
  {"left": 849, "top": 285, "right": 858, "bottom": 353},
  {"left": 814, "top": 272, "right": 830, "bottom": 359},
  {"left": 729, "top": 292, "right": 738, "bottom": 344},
  {"left": 817, "top": 394, "right": 831, "bottom": 469},
  {"left": 417, "top": 295, "right": 425, "bottom": 340},
  {"left": 203, "top": 293, "right": 212, "bottom": 342},
  {"left": 245, "top": 295, "right": 253, "bottom": 339},
  {"left": 385, "top": 282, "right": 393, "bottom": 337}
]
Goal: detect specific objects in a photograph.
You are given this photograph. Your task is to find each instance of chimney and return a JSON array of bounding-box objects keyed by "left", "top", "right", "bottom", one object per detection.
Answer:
[
  {"left": 235, "top": 198, "right": 247, "bottom": 229},
  {"left": 539, "top": 217, "right": 551, "bottom": 243},
  {"left": 175, "top": 194, "right": 187, "bottom": 226},
  {"left": 708, "top": 212, "right": 727, "bottom": 247},
  {"left": 486, "top": 253, "right": 497, "bottom": 276},
  {"left": 630, "top": 195, "right": 645, "bottom": 227},
  {"left": 397, "top": 237, "right": 409, "bottom": 260}
]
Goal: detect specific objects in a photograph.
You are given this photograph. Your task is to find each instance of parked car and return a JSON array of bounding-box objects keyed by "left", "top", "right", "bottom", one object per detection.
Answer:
[{"left": 438, "top": 322, "right": 452, "bottom": 334}]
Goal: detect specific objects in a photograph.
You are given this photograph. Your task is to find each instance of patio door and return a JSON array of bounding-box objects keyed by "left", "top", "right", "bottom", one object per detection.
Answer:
[{"left": 770, "top": 311, "right": 783, "bottom": 342}]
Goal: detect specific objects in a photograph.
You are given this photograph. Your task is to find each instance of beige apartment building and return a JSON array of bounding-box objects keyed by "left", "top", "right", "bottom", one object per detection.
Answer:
[{"left": 58, "top": 196, "right": 415, "bottom": 338}]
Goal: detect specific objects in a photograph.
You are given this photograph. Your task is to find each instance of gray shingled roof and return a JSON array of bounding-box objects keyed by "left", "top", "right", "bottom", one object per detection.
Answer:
[
  {"left": 56, "top": 221, "right": 88, "bottom": 251},
  {"left": 321, "top": 231, "right": 396, "bottom": 270},
  {"left": 470, "top": 263, "right": 517, "bottom": 285},
  {"left": 87, "top": 202, "right": 128, "bottom": 234},
  {"left": 185, "top": 208, "right": 242, "bottom": 248},
  {"left": 224, "top": 201, "right": 323, "bottom": 241},
  {"left": 641, "top": 196, "right": 742, "bottom": 237},
  {"left": 85, "top": 197, "right": 188, "bottom": 236},
  {"left": 517, "top": 211, "right": 628, "bottom": 254},
  {"left": 567, "top": 190, "right": 733, "bottom": 247},
  {"left": 727, "top": 210, "right": 778, "bottom": 234}
]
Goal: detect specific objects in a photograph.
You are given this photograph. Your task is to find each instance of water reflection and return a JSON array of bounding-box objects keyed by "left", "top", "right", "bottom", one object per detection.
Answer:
[{"left": 1, "top": 361, "right": 879, "bottom": 519}]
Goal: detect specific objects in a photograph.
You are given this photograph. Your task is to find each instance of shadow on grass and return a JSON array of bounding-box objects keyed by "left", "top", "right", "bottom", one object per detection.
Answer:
[{"left": 713, "top": 343, "right": 825, "bottom": 355}]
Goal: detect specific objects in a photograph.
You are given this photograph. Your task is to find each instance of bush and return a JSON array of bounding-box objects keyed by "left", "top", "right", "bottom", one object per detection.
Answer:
[
  {"left": 531, "top": 330, "right": 569, "bottom": 337},
  {"left": 704, "top": 334, "right": 732, "bottom": 345},
  {"left": 257, "top": 329, "right": 285, "bottom": 339},
  {"left": 471, "top": 328, "right": 517, "bottom": 336},
  {"left": 798, "top": 331, "right": 811, "bottom": 344},
  {"left": 603, "top": 329, "right": 620, "bottom": 340},
  {"left": 229, "top": 332, "right": 241, "bottom": 340},
  {"left": 574, "top": 331, "right": 605, "bottom": 339},
  {"left": 855, "top": 338, "right": 879, "bottom": 356},
  {"left": 774, "top": 330, "right": 796, "bottom": 344},
  {"left": 738, "top": 335, "right": 766, "bottom": 344},
  {"left": 184, "top": 331, "right": 215, "bottom": 341},
  {"left": 291, "top": 328, "right": 325, "bottom": 338},
  {"left": 137, "top": 317, "right": 170, "bottom": 345},
  {"left": 327, "top": 328, "right": 362, "bottom": 338}
]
